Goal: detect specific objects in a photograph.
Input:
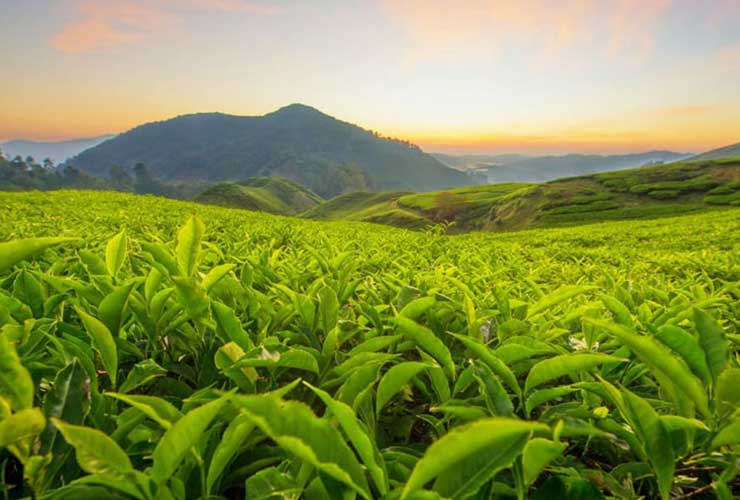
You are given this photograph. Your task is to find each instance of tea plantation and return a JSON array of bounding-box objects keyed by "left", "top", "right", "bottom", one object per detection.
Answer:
[{"left": 1, "top": 190, "right": 739, "bottom": 499}]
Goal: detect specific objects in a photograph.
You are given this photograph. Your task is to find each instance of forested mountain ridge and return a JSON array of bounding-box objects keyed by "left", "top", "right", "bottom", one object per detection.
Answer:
[{"left": 70, "top": 104, "right": 478, "bottom": 197}]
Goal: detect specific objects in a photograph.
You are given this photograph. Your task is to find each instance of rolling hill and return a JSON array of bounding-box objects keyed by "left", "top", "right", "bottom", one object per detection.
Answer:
[
  {"left": 195, "top": 176, "right": 322, "bottom": 215},
  {"left": 475, "top": 151, "right": 691, "bottom": 183},
  {"left": 302, "top": 183, "right": 529, "bottom": 231},
  {"left": 303, "top": 157, "right": 740, "bottom": 232},
  {"left": 301, "top": 190, "right": 430, "bottom": 229},
  {"left": 69, "top": 104, "right": 477, "bottom": 197},
  {"left": 433, "top": 151, "right": 691, "bottom": 181},
  {"left": 690, "top": 141, "right": 740, "bottom": 161},
  {"left": 1, "top": 135, "right": 114, "bottom": 165}
]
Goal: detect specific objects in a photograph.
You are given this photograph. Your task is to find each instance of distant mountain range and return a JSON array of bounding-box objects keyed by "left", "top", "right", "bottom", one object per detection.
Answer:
[
  {"left": 689, "top": 141, "right": 740, "bottom": 161},
  {"left": 433, "top": 153, "right": 531, "bottom": 171},
  {"left": 1, "top": 135, "right": 114, "bottom": 165},
  {"left": 434, "top": 151, "right": 693, "bottom": 183},
  {"left": 69, "top": 104, "right": 479, "bottom": 197}
]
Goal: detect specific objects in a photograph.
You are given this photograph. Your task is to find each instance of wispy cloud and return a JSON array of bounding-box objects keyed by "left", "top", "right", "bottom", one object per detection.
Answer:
[
  {"left": 381, "top": 0, "right": 673, "bottom": 64},
  {"left": 52, "top": 0, "right": 279, "bottom": 53}
]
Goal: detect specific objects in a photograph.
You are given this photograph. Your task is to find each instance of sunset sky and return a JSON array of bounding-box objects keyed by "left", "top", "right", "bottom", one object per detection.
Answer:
[{"left": 2, "top": 0, "right": 740, "bottom": 154}]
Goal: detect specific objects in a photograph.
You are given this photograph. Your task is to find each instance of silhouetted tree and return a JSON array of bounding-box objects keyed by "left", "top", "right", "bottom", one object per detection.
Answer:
[
  {"left": 133, "top": 163, "right": 163, "bottom": 195},
  {"left": 110, "top": 165, "right": 134, "bottom": 192}
]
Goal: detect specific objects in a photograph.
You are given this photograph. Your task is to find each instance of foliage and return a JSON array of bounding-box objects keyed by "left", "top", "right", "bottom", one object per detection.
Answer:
[
  {"left": 0, "top": 190, "right": 739, "bottom": 499},
  {"left": 0, "top": 153, "right": 204, "bottom": 200}
]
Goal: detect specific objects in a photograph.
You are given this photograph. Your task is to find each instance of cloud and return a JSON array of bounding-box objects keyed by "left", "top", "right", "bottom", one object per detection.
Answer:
[
  {"left": 380, "top": 0, "right": 673, "bottom": 64},
  {"left": 52, "top": 0, "right": 279, "bottom": 53}
]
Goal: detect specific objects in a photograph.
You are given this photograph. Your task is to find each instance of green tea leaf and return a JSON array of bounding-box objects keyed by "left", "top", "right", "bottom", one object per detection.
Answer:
[
  {"left": 306, "top": 382, "right": 389, "bottom": 495},
  {"left": 118, "top": 359, "right": 167, "bottom": 394},
  {"left": 151, "top": 396, "right": 226, "bottom": 483},
  {"left": 234, "top": 395, "right": 371, "bottom": 499},
  {"left": 528, "top": 285, "right": 595, "bottom": 317},
  {"left": 711, "top": 419, "right": 740, "bottom": 448},
  {"left": 76, "top": 307, "right": 118, "bottom": 387},
  {"left": 213, "top": 301, "right": 253, "bottom": 351},
  {"left": 396, "top": 317, "right": 455, "bottom": 380},
  {"left": 376, "top": 361, "right": 431, "bottom": 416},
  {"left": 244, "top": 467, "right": 301, "bottom": 500},
  {"left": 0, "top": 408, "right": 45, "bottom": 449},
  {"left": 318, "top": 286, "right": 339, "bottom": 334},
  {"left": 206, "top": 414, "right": 255, "bottom": 494},
  {"left": 105, "top": 393, "right": 182, "bottom": 429},
  {"left": 176, "top": 215, "right": 205, "bottom": 277},
  {"left": 693, "top": 308, "right": 728, "bottom": 384},
  {"left": 0, "top": 237, "right": 78, "bottom": 274},
  {"left": 52, "top": 418, "right": 133, "bottom": 476},
  {"left": 105, "top": 230, "right": 127, "bottom": 278},
  {"left": 451, "top": 333, "right": 521, "bottom": 398},
  {"left": 98, "top": 282, "right": 135, "bottom": 335},
  {"left": 0, "top": 334, "right": 34, "bottom": 411},
  {"left": 401, "top": 418, "right": 547, "bottom": 499},
  {"left": 525, "top": 353, "right": 624, "bottom": 394},
  {"left": 399, "top": 296, "right": 436, "bottom": 320},
  {"left": 656, "top": 325, "right": 711, "bottom": 384},
  {"left": 523, "top": 438, "right": 567, "bottom": 486},
  {"left": 622, "top": 389, "right": 674, "bottom": 500},
  {"left": 39, "top": 359, "right": 89, "bottom": 486},
  {"left": 587, "top": 319, "right": 709, "bottom": 417}
]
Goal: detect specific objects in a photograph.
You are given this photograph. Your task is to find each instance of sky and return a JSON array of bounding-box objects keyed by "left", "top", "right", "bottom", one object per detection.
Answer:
[{"left": 2, "top": 0, "right": 740, "bottom": 155}]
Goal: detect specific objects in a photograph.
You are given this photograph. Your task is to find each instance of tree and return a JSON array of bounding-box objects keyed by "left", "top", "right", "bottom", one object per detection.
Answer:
[
  {"left": 133, "top": 163, "right": 163, "bottom": 195},
  {"left": 63, "top": 165, "right": 82, "bottom": 183},
  {"left": 110, "top": 165, "right": 133, "bottom": 192}
]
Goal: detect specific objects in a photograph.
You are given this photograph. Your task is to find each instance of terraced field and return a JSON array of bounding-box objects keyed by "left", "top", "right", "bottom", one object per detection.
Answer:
[
  {"left": 1, "top": 190, "right": 739, "bottom": 499},
  {"left": 303, "top": 158, "right": 740, "bottom": 232}
]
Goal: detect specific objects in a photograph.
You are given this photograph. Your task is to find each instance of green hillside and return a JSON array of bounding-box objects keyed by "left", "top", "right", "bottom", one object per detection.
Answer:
[
  {"left": 302, "top": 183, "right": 529, "bottom": 230},
  {"left": 195, "top": 176, "right": 322, "bottom": 215},
  {"left": 305, "top": 157, "right": 740, "bottom": 232},
  {"left": 301, "top": 190, "right": 430, "bottom": 229},
  {"left": 487, "top": 157, "right": 740, "bottom": 230}
]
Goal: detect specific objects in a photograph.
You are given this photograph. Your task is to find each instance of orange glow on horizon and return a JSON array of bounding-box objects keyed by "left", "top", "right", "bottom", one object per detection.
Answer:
[{"left": 2, "top": 0, "right": 739, "bottom": 156}]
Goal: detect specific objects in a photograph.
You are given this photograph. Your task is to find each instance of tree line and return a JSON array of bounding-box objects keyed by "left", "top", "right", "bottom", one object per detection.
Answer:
[{"left": 0, "top": 150, "right": 202, "bottom": 199}]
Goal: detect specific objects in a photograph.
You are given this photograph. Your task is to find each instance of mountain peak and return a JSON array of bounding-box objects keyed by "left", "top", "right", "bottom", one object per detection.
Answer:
[{"left": 269, "top": 103, "right": 325, "bottom": 117}]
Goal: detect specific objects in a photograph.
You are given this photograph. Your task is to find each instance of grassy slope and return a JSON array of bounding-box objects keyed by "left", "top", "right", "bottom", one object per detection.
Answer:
[
  {"left": 305, "top": 157, "right": 740, "bottom": 232},
  {"left": 301, "top": 190, "right": 431, "bottom": 229},
  {"left": 487, "top": 157, "right": 740, "bottom": 230},
  {"left": 302, "top": 183, "right": 529, "bottom": 230},
  {"left": 195, "top": 176, "right": 323, "bottom": 215}
]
